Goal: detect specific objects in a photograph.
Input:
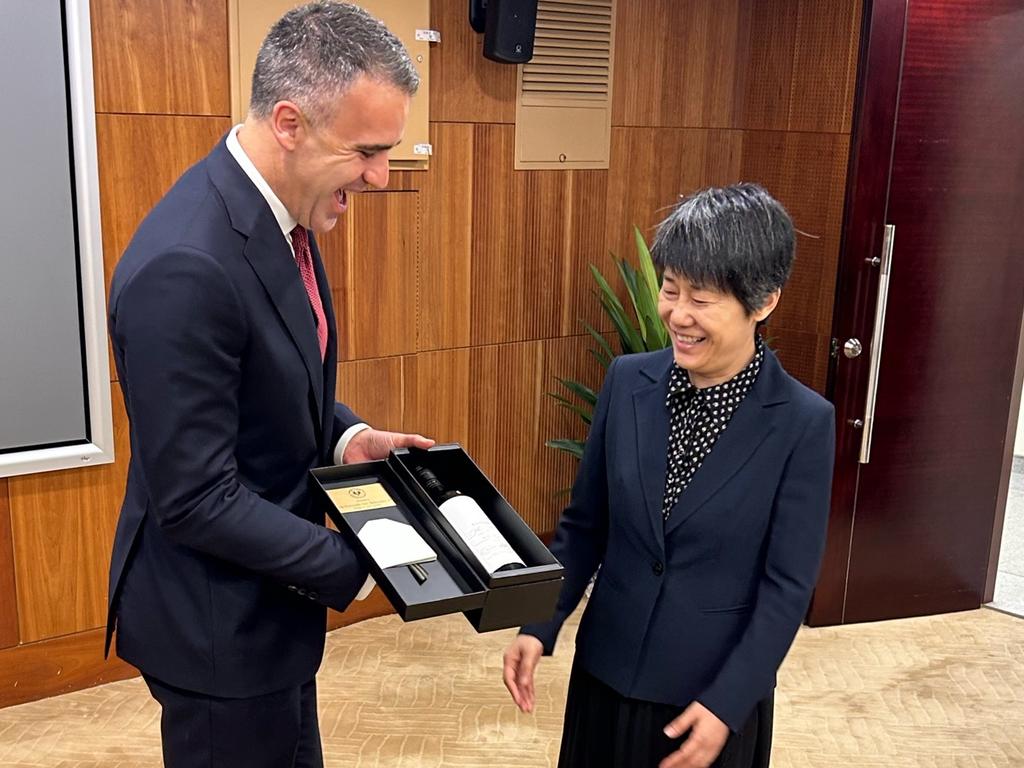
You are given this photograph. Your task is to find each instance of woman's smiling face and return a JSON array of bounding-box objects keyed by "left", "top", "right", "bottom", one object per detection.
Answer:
[{"left": 658, "top": 267, "right": 778, "bottom": 388}]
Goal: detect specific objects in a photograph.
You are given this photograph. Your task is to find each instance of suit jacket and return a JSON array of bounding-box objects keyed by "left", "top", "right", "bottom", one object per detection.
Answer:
[
  {"left": 105, "top": 137, "right": 368, "bottom": 698},
  {"left": 522, "top": 347, "right": 835, "bottom": 731}
]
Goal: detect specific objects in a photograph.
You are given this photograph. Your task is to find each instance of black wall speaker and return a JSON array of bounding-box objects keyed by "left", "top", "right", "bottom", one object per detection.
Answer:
[
  {"left": 469, "top": 0, "right": 487, "bottom": 34},
  {"left": 482, "top": 0, "right": 539, "bottom": 64}
]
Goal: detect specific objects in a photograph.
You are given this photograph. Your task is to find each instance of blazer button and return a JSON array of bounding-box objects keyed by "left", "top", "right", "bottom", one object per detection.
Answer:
[{"left": 652, "top": 561, "right": 664, "bottom": 576}]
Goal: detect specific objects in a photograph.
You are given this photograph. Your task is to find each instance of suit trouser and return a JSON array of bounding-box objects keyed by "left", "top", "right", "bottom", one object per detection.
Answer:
[{"left": 144, "top": 674, "right": 323, "bottom": 768}]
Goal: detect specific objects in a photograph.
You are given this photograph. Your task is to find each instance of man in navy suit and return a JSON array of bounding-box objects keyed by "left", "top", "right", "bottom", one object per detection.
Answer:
[
  {"left": 504, "top": 184, "right": 835, "bottom": 768},
  {"left": 105, "top": 4, "right": 431, "bottom": 766}
]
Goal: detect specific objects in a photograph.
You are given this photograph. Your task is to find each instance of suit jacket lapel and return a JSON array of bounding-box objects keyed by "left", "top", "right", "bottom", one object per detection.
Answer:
[
  {"left": 242, "top": 225, "right": 325, "bottom": 425},
  {"left": 663, "top": 348, "right": 789, "bottom": 537},
  {"left": 207, "top": 138, "right": 325, "bottom": 432},
  {"left": 633, "top": 352, "right": 674, "bottom": 552}
]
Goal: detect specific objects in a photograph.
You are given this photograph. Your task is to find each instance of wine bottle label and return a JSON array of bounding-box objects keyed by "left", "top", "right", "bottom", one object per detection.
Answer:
[{"left": 437, "top": 496, "right": 525, "bottom": 574}]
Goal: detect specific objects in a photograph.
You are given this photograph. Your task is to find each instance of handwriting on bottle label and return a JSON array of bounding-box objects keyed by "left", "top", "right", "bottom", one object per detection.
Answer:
[
  {"left": 437, "top": 496, "right": 525, "bottom": 574},
  {"left": 327, "top": 483, "right": 397, "bottom": 513}
]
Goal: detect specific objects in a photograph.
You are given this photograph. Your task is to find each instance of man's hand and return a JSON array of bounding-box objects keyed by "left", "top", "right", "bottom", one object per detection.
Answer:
[
  {"left": 343, "top": 428, "right": 434, "bottom": 463},
  {"left": 659, "top": 701, "right": 730, "bottom": 768},
  {"left": 502, "top": 634, "right": 544, "bottom": 713}
]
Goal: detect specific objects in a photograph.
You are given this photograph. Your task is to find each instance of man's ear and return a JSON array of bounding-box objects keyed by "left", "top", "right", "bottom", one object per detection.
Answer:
[
  {"left": 270, "top": 101, "right": 304, "bottom": 150},
  {"left": 754, "top": 289, "right": 782, "bottom": 323}
]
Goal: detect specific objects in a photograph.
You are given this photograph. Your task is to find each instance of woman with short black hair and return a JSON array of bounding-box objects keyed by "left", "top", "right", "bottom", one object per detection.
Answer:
[{"left": 503, "top": 183, "right": 836, "bottom": 768}]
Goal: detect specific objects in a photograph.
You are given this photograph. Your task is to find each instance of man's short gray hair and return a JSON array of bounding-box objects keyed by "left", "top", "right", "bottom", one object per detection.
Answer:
[{"left": 249, "top": 1, "right": 419, "bottom": 126}]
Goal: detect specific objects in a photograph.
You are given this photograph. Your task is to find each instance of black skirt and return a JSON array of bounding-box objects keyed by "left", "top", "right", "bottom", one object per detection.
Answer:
[{"left": 557, "top": 661, "right": 773, "bottom": 768}]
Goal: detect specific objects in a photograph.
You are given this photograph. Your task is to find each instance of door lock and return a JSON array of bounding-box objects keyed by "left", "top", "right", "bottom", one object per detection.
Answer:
[{"left": 843, "top": 338, "right": 863, "bottom": 358}]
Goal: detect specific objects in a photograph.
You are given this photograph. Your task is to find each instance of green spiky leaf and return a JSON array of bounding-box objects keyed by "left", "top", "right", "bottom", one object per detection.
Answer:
[
  {"left": 545, "top": 439, "right": 585, "bottom": 460},
  {"left": 581, "top": 321, "right": 615, "bottom": 364},
  {"left": 554, "top": 378, "right": 598, "bottom": 407}
]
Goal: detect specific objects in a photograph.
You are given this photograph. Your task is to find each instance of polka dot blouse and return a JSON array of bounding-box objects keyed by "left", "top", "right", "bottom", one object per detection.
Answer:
[{"left": 661, "top": 336, "right": 765, "bottom": 520}]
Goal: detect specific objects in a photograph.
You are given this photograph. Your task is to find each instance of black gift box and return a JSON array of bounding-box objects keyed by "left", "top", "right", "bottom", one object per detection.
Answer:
[{"left": 310, "top": 444, "right": 563, "bottom": 632}]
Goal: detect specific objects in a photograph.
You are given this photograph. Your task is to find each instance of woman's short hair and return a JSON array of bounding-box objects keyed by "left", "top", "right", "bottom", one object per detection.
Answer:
[
  {"left": 249, "top": 1, "right": 420, "bottom": 127},
  {"left": 651, "top": 183, "right": 795, "bottom": 315}
]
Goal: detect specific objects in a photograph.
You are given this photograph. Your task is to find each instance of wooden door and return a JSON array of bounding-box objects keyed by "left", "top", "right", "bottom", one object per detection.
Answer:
[{"left": 809, "top": 0, "right": 1024, "bottom": 625}]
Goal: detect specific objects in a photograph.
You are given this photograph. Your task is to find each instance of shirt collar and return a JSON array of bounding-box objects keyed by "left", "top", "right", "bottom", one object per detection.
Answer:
[
  {"left": 225, "top": 124, "right": 297, "bottom": 245},
  {"left": 667, "top": 335, "right": 765, "bottom": 405}
]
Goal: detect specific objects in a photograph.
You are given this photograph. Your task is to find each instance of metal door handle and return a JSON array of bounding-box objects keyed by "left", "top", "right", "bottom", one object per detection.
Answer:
[
  {"left": 859, "top": 224, "right": 895, "bottom": 464},
  {"left": 843, "top": 338, "right": 863, "bottom": 358}
]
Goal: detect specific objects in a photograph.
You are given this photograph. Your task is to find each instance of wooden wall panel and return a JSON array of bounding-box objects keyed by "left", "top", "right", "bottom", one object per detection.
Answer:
[
  {"left": 612, "top": 0, "right": 744, "bottom": 128},
  {"left": 0, "top": 628, "right": 137, "bottom": 709},
  {"left": 740, "top": 0, "right": 863, "bottom": 133},
  {"left": 336, "top": 357, "right": 405, "bottom": 432},
  {"left": 560, "top": 170, "right": 612, "bottom": 337},
  {"left": 468, "top": 128, "right": 611, "bottom": 348},
  {"left": 740, "top": 0, "right": 801, "bottom": 131},
  {"left": 90, "top": 0, "right": 230, "bottom": 116},
  {"left": 613, "top": 0, "right": 861, "bottom": 133},
  {"left": 419, "top": 123, "right": 474, "bottom": 351},
  {"left": 336, "top": 191, "right": 420, "bottom": 361},
  {"left": 765, "top": 327, "right": 831, "bottom": 399},
  {"left": 470, "top": 125, "right": 567, "bottom": 346},
  {"left": 429, "top": 0, "right": 516, "bottom": 124},
  {"left": 786, "top": 0, "right": 862, "bottom": 134},
  {"left": 96, "top": 115, "right": 232, "bottom": 285},
  {"left": 9, "top": 390, "right": 129, "bottom": 642},
  {"left": 0, "top": 482, "right": 17, "bottom": 649},
  {"left": 404, "top": 348, "right": 472, "bottom": 446}
]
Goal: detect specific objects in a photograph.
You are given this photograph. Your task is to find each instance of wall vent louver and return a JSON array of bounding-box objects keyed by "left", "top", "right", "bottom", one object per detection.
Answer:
[{"left": 514, "top": 0, "right": 616, "bottom": 170}]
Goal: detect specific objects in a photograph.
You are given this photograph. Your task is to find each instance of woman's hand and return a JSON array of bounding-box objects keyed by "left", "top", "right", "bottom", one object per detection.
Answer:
[
  {"left": 502, "top": 634, "right": 544, "bottom": 713},
  {"left": 659, "top": 701, "right": 729, "bottom": 768}
]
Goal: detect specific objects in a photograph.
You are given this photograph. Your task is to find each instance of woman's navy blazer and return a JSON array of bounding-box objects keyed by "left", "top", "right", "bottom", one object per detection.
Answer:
[{"left": 523, "top": 346, "right": 835, "bottom": 731}]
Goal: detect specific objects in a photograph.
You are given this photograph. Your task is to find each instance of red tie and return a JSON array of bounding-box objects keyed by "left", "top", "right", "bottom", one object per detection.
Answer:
[{"left": 290, "top": 225, "right": 328, "bottom": 362}]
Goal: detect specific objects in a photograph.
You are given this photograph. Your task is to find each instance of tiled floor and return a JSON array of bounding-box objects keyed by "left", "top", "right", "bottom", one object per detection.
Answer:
[{"left": 991, "top": 456, "right": 1024, "bottom": 617}]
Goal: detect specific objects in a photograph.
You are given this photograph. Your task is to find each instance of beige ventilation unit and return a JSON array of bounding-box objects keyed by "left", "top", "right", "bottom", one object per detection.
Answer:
[{"left": 514, "top": 0, "right": 616, "bottom": 170}]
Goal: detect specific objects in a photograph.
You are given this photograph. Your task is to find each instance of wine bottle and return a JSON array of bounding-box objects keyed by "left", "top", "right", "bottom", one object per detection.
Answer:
[{"left": 413, "top": 466, "right": 525, "bottom": 574}]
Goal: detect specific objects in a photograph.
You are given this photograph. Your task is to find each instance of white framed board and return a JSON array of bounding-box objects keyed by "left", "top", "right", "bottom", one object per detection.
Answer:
[{"left": 0, "top": 0, "right": 114, "bottom": 478}]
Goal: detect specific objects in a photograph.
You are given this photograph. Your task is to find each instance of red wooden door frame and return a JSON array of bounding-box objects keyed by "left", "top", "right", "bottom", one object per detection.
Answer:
[
  {"left": 808, "top": 0, "right": 909, "bottom": 626},
  {"left": 810, "top": 0, "right": 1024, "bottom": 625}
]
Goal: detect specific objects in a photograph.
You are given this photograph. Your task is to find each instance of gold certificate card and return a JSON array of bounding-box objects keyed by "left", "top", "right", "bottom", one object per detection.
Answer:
[{"left": 327, "top": 483, "right": 398, "bottom": 514}]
